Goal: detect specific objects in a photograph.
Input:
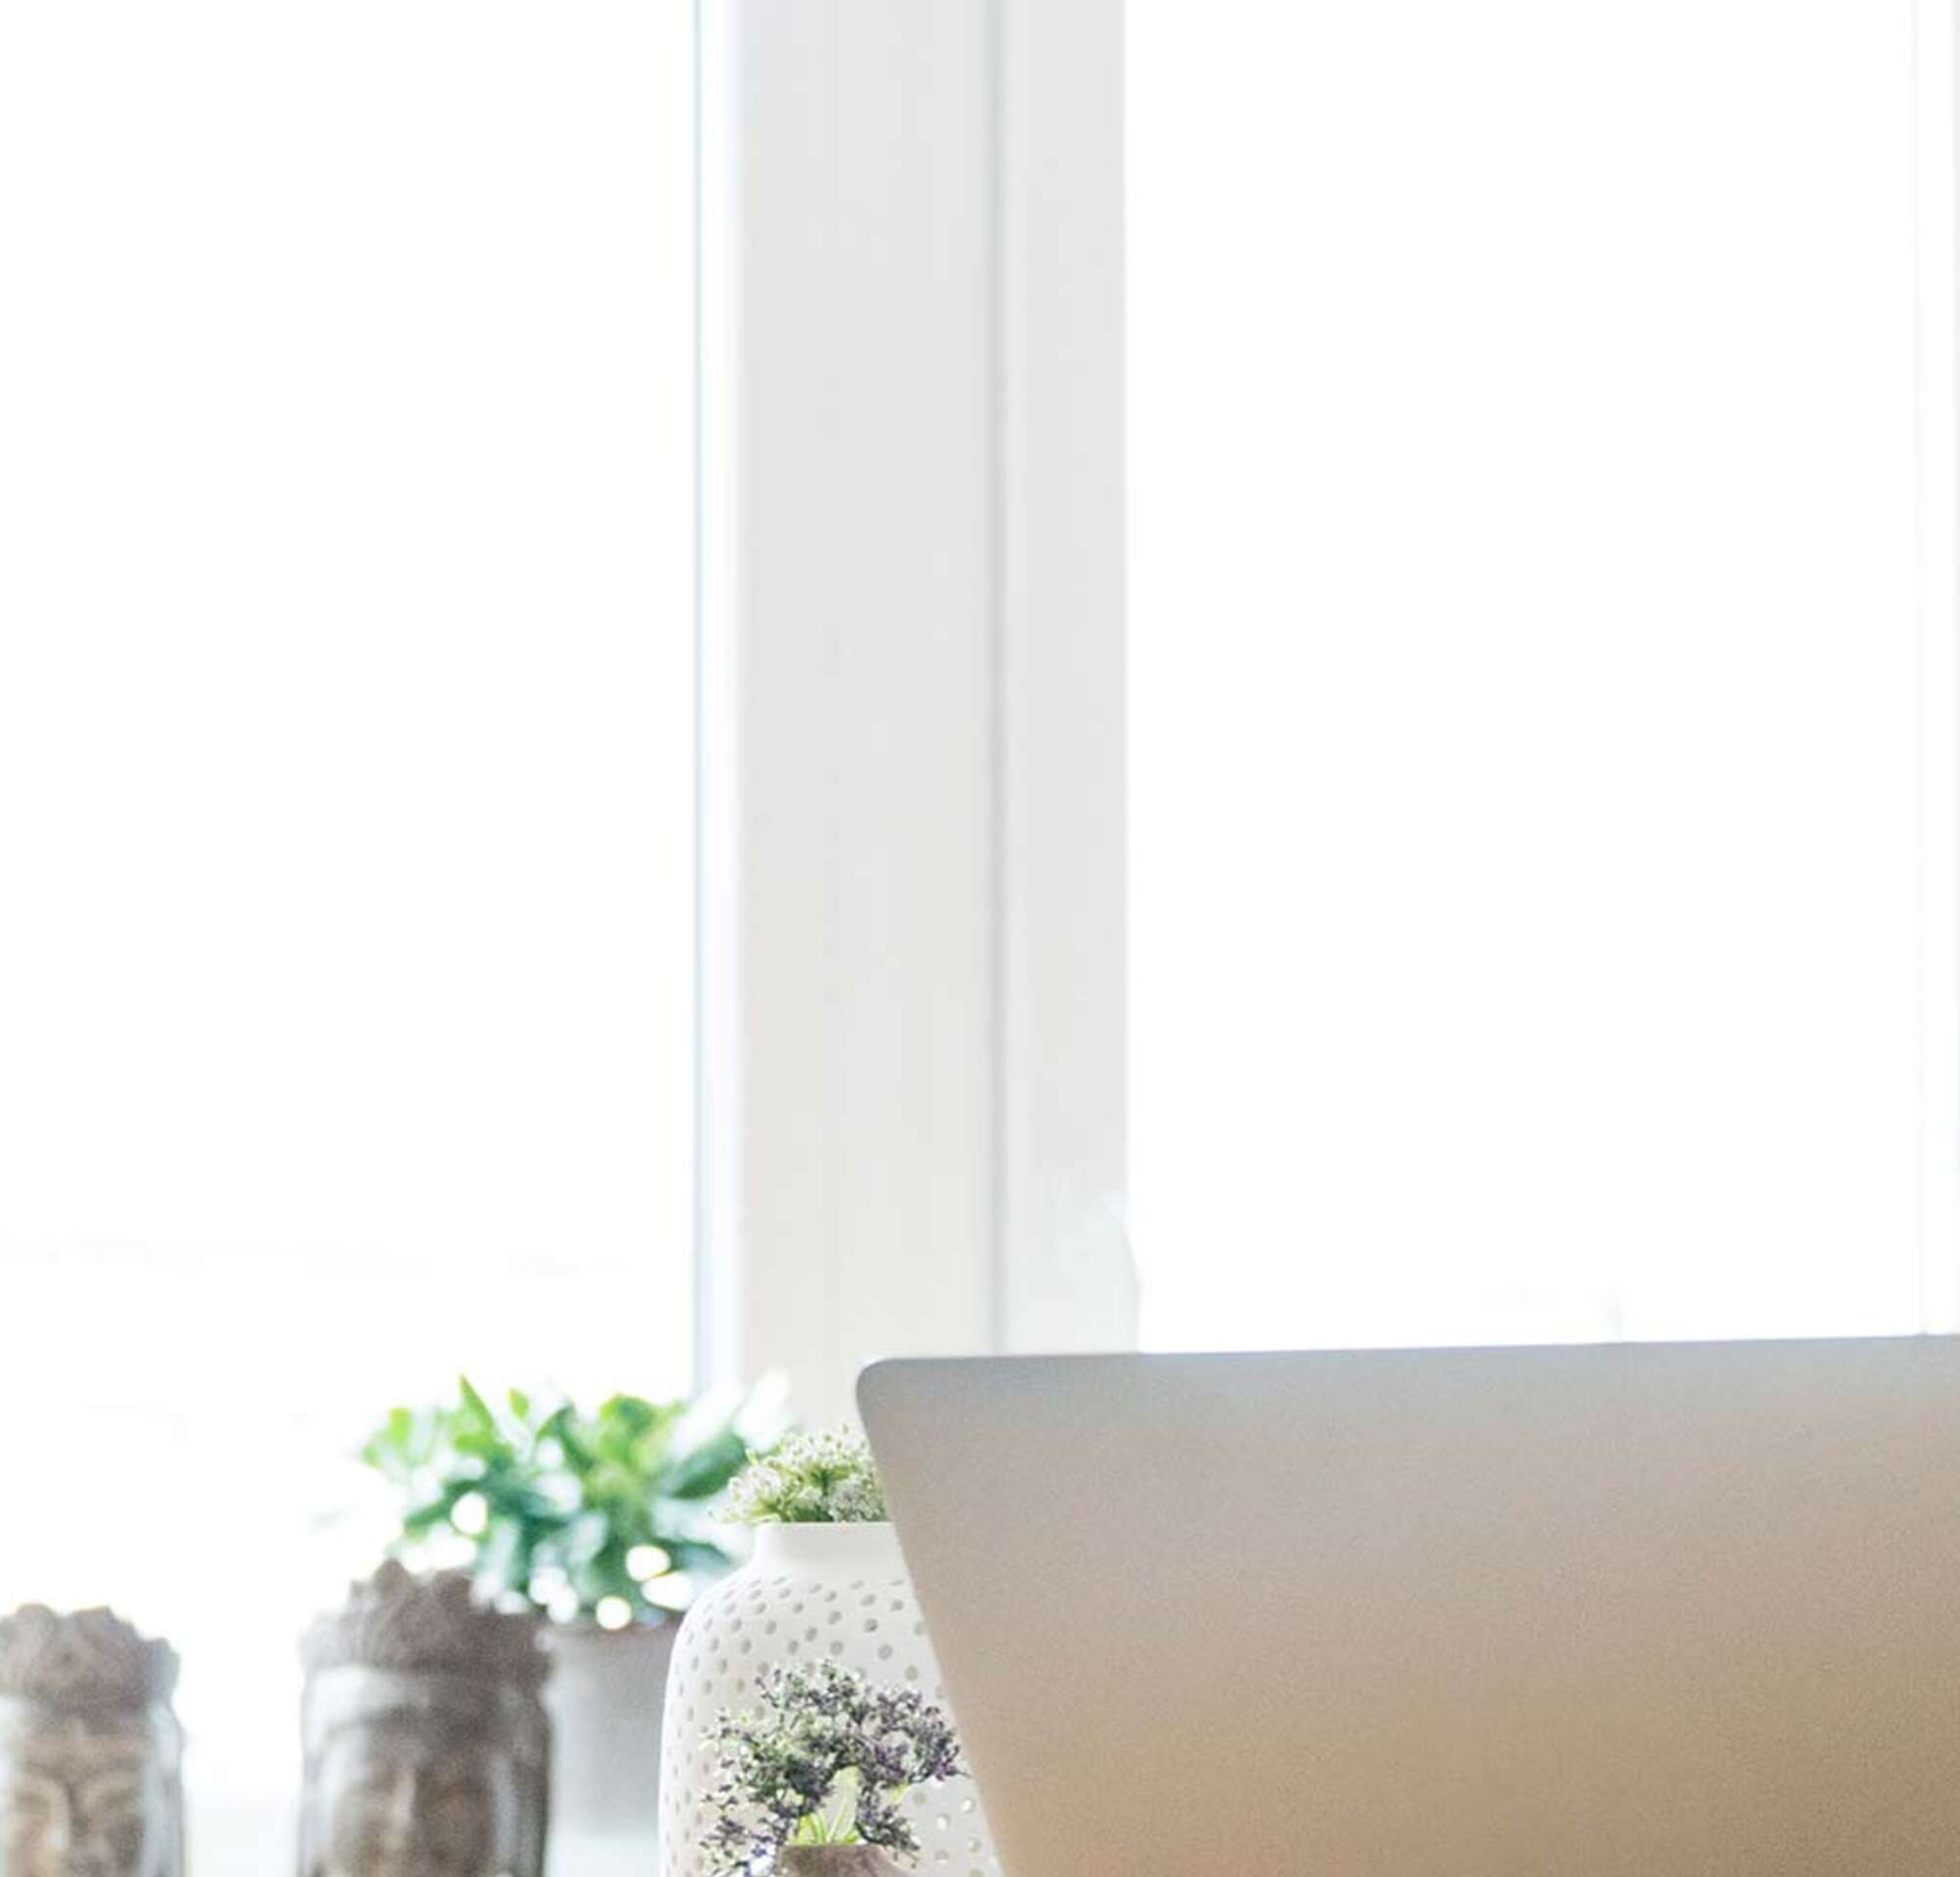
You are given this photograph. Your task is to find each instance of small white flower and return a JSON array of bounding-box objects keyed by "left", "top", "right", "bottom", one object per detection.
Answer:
[{"left": 726, "top": 1427, "right": 888, "bottom": 1525}]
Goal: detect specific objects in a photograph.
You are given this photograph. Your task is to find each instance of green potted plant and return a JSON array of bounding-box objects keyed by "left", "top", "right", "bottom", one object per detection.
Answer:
[
  {"left": 362, "top": 1378, "right": 754, "bottom": 1843},
  {"left": 705, "top": 1661, "right": 965, "bottom": 1877}
]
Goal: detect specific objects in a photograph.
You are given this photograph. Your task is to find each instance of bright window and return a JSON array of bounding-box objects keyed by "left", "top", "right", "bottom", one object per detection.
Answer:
[
  {"left": 1130, "top": 2, "right": 1938, "bottom": 1351},
  {"left": 0, "top": 0, "right": 695, "bottom": 1854}
]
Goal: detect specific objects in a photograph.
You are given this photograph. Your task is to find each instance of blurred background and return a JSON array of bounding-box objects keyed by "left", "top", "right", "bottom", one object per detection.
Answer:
[
  {"left": 0, "top": 0, "right": 1940, "bottom": 1864},
  {"left": 0, "top": 0, "right": 695, "bottom": 1853}
]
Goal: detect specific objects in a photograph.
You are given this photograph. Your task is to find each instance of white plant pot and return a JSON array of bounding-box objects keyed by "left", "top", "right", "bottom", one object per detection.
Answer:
[
  {"left": 658, "top": 1523, "right": 999, "bottom": 1877},
  {"left": 545, "top": 1619, "right": 680, "bottom": 1857}
]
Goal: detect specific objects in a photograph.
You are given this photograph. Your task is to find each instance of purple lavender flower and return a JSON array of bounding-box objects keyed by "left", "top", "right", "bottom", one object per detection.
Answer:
[{"left": 704, "top": 1660, "right": 966, "bottom": 1874}]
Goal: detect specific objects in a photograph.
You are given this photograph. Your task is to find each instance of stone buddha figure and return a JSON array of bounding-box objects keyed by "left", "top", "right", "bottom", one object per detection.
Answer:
[
  {"left": 300, "top": 1564, "right": 549, "bottom": 1877},
  {"left": 0, "top": 1605, "right": 184, "bottom": 1877}
]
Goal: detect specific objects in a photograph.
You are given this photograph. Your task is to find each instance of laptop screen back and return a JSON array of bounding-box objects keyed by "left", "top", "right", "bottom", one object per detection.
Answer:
[{"left": 861, "top": 1340, "right": 1960, "bottom": 1876}]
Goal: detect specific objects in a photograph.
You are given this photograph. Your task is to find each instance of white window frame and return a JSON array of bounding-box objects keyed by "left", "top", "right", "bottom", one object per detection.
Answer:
[
  {"left": 1918, "top": 0, "right": 1960, "bottom": 1334},
  {"left": 696, "top": 0, "right": 1133, "bottom": 1422},
  {"left": 698, "top": 0, "right": 1960, "bottom": 1411}
]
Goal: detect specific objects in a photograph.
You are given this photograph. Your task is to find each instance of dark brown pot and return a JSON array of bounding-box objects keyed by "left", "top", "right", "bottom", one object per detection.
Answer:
[{"left": 776, "top": 1848, "right": 909, "bottom": 1877}]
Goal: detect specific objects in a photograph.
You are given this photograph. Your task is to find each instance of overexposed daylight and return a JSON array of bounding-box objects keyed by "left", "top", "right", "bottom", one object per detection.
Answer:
[{"left": 1, "top": 3, "right": 1954, "bottom": 1875}]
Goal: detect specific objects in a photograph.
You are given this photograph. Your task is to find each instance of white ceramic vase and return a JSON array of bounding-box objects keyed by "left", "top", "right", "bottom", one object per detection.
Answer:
[
  {"left": 658, "top": 1523, "right": 999, "bottom": 1877},
  {"left": 545, "top": 1620, "right": 679, "bottom": 1835}
]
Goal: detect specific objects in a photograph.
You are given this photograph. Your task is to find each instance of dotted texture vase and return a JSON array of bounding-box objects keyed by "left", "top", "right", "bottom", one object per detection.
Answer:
[{"left": 659, "top": 1523, "right": 1000, "bottom": 1877}]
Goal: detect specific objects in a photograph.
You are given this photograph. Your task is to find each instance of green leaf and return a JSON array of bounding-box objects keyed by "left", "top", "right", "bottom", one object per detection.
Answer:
[
  {"left": 358, "top": 1405, "right": 420, "bottom": 1477},
  {"left": 475, "top": 1516, "right": 526, "bottom": 1599},
  {"left": 563, "top": 1509, "right": 612, "bottom": 1566},
  {"left": 456, "top": 1374, "right": 498, "bottom": 1432},
  {"left": 401, "top": 1487, "right": 466, "bottom": 1535},
  {"left": 650, "top": 1535, "right": 733, "bottom": 1576},
  {"left": 540, "top": 1404, "right": 592, "bottom": 1471},
  {"left": 662, "top": 1425, "right": 748, "bottom": 1499}
]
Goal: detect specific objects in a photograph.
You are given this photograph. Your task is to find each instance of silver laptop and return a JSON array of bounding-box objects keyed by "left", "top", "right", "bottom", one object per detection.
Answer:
[{"left": 860, "top": 1340, "right": 1960, "bottom": 1875}]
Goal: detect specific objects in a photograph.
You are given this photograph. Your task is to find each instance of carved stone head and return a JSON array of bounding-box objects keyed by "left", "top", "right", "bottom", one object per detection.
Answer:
[
  {"left": 0, "top": 1605, "right": 184, "bottom": 1877},
  {"left": 300, "top": 1564, "right": 549, "bottom": 1877}
]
